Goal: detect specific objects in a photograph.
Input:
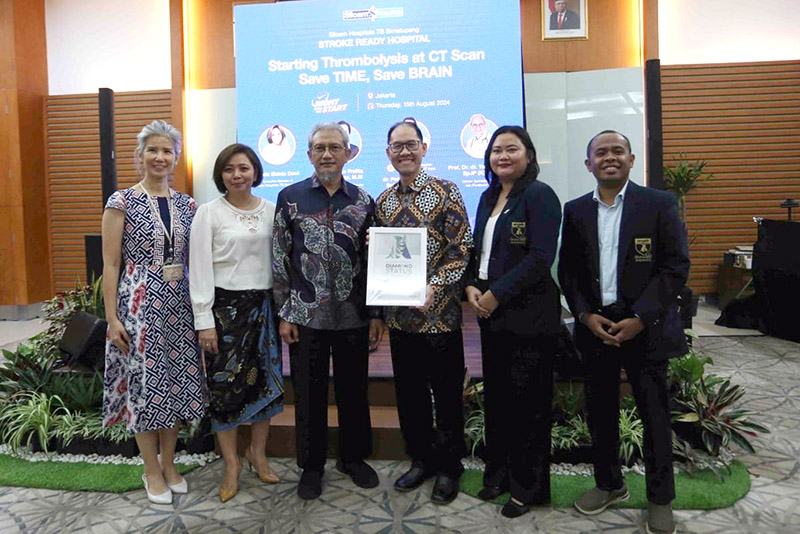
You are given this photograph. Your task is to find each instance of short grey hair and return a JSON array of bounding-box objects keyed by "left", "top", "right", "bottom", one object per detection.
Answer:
[
  {"left": 307, "top": 122, "right": 349, "bottom": 150},
  {"left": 134, "top": 120, "right": 183, "bottom": 172}
]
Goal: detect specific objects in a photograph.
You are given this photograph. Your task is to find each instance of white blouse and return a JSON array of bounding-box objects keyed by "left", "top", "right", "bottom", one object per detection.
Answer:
[
  {"left": 189, "top": 196, "right": 276, "bottom": 330},
  {"left": 478, "top": 213, "right": 500, "bottom": 280}
]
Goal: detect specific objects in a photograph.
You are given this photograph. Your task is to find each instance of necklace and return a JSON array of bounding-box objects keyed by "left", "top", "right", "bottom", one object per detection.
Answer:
[
  {"left": 138, "top": 181, "right": 176, "bottom": 260},
  {"left": 223, "top": 196, "right": 263, "bottom": 234}
]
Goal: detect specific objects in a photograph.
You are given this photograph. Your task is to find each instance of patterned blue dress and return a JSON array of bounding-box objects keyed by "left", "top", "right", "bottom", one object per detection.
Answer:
[{"left": 102, "top": 188, "right": 206, "bottom": 433}]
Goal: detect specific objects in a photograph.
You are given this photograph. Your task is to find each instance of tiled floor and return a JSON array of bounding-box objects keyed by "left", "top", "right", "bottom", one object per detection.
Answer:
[{"left": 1, "top": 334, "right": 798, "bottom": 533}]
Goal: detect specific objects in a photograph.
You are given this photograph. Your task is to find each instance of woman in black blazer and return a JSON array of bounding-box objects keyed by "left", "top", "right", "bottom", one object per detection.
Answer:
[{"left": 464, "top": 126, "right": 562, "bottom": 518}]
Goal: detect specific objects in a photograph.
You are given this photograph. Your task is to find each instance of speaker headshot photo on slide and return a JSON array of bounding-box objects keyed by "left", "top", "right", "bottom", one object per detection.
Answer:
[
  {"left": 461, "top": 114, "right": 496, "bottom": 158},
  {"left": 258, "top": 124, "right": 296, "bottom": 166},
  {"left": 338, "top": 120, "right": 362, "bottom": 161}
]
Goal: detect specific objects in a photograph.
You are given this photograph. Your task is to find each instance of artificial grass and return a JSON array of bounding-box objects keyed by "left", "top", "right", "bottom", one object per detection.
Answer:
[
  {"left": 0, "top": 454, "right": 197, "bottom": 493},
  {"left": 460, "top": 460, "right": 751, "bottom": 510}
]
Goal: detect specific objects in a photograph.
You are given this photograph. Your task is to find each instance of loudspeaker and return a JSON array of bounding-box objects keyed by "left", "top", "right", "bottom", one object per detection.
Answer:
[
  {"left": 85, "top": 233, "right": 103, "bottom": 285},
  {"left": 59, "top": 311, "right": 108, "bottom": 369},
  {"left": 99, "top": 88, "right": 117, "bottom": 208},
  {"left": 644, "top": 59, "right": 664, "bottom": 190}
]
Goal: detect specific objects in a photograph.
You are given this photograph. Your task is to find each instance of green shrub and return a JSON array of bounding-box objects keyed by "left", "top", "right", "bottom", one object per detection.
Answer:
[
  {"left": 48, "top": 371, "right": 104, "bottom": 413},
  {"left": 0, "top": 392, "right": 66, "bottom": 454},
  {"left": 0, "top": 343, "right": 55, "bottom": 395}
]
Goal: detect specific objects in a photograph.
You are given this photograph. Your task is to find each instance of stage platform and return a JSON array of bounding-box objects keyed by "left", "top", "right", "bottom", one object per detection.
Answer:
[
  {"left": 266, "top": 304, "right": 482, "bottom": 460},
  {"left": 280, "top": 303, "right": 483, "bottom": 381}
]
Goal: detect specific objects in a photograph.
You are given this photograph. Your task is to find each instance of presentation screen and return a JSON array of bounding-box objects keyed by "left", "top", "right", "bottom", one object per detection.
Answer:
[{"left": 234, "top": 0, "right": 524, "bottom": 223}]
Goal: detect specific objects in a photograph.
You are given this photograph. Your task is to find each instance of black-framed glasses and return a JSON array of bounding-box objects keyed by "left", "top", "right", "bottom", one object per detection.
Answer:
[
  {"left": 388, "top": 140, "right": 421, "bottom": 153},
  {"left": 311, "top": 144, "right": 345, "bottom": 155}
]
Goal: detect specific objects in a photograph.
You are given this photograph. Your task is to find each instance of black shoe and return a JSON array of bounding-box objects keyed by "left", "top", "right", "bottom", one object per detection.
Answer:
[
  {"left": 297, "top": 469, "right": 323, "bottom": 500},
  {"left": 336, "top": 459, "right": 379, "bottom": 489},
  {"left": 431, "top": 474, "right": 459, "bottom": 505},
  {"left": 501, "top": 499, "right": 533, "bottom": 518},
  {"left": 394, "top": 462, "right": 435, "bottom": 492},
  {"left": 478, "top": 485, "right": 507, "bottom": 501}
]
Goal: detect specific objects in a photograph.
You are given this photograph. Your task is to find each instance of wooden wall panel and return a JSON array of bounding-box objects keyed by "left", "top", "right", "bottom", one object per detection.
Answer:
[
  {"left": 45, "top": 91, "right": 174, "bottom": 293},
  {"left": 661, "top": 60, "right": 800, "bottom": 295},
  {"left": 0, "top": 0, "right": 49, "bottom": 306}
]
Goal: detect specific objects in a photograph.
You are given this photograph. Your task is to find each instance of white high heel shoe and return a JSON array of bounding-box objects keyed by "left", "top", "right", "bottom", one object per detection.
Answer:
[
  {"left": 157, "top": 454, "right": 188, "bottom": 494},
  {"left": 142, "top": 474, "right": 173, "bottom": 505},
  {"left": 167, "top": 476, "right": 188, "bottom": 494}
]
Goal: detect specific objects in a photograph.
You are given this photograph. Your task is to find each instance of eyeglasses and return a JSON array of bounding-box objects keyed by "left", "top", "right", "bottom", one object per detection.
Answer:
[
  {"left": 388, "top": 140, "right": 421, "bottom": 153},
  {"left": 311, "top": 144, "right": 345, "bottom": 155}
]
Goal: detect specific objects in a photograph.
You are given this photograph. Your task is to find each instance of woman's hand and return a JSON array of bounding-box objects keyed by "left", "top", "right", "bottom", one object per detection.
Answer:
[
  {"left": 465, "top": 285, "right": 491, "bottom": 318},
  {"left": 477, "top": 290, "right": 499, "bottom": 318},
  {"left": 198, "top": 328, "right": 219, "bottom": 354},
  {"left": 107, "top": 318, "right": 131, "bottom": 354}
]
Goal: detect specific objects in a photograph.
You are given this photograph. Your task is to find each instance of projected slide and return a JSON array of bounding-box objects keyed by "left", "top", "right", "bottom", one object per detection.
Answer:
[{"left": 234, "top": 0, "right": 523, "bottom": 222}]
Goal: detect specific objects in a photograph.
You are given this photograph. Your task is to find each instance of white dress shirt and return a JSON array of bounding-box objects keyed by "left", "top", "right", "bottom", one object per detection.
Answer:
[
  {"left": 593, "top": 181, "right": 629, "bottom": 306},
  {"left": 189, "top": 196, "right": 275, "bottom": 330}
]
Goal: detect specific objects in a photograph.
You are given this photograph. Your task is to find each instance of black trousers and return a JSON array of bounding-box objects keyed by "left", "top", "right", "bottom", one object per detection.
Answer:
[
  {"left": 480, "top": 327, "right": 555, "bottom": 504},
  {"left": 289, "top": 325, "right": 372, "bottom": 471},
  {"left": 389, "top": 328, "right": 466, "bottom": 477},
  {"left": 582, "top": 307, "right": 675, "bottom": 504}
]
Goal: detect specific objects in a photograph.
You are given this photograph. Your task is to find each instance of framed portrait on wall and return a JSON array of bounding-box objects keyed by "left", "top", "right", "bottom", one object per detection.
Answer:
[
  {"left": 366, "top": 227, "right": 428, "bottom": 307},
  {"left": 542, "top": 0, "right": 588, "bottom": 41}
]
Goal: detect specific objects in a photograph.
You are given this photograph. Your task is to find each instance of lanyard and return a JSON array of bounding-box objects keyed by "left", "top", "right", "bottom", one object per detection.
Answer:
[{"left": 138, "top": 182, "right": 176, "bottom": 262}]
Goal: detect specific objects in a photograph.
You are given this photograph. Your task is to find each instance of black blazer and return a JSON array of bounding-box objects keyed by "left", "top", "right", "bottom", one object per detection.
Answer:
[
  {"left": 558, "top": 181, "right": 690, "bottom": 360},
  {"left": 465, "top": 179, "right": 562, "bottom": 336}
]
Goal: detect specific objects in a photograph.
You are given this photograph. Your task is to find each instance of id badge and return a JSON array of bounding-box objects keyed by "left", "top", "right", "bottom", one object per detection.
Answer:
[{"left": 162, "top": 263, "right": 184, "bottom": 281}]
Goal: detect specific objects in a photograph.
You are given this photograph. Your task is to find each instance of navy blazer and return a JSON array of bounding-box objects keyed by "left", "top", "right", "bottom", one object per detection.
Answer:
[
  {"left": 466, "top": 179, "right": 562, "bottom": 336},
  {"left": 558, "top": 181, "right": 690, "bottom": 360}
]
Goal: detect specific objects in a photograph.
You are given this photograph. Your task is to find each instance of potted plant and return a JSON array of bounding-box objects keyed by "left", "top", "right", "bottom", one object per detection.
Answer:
[{"left": 664, "top": 154, "right": 713, "bottom": 320}]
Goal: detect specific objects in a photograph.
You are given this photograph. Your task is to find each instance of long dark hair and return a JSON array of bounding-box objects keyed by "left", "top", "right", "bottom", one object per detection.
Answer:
[{"left": 483, "top": 125, "right": 539, "bottom": 205}]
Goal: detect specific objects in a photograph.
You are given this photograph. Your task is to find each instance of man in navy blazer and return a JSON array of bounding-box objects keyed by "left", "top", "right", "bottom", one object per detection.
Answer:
[
  {"left": 558, "top": 131, "right": 689, "bottom": 534},
  {"left": 550, "top": 0, "right": 580, "bottom": 30}
]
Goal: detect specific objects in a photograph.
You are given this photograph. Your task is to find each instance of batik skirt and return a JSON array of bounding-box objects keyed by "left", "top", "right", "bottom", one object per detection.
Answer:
[{"left": 206, "top": 288, "right": 284, "bottom": 432}]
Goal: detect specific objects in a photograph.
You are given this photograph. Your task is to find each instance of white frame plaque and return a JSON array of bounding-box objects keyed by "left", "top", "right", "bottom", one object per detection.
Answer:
[{"left": 366, "top": 227, "right": 428, "bottom": 307}]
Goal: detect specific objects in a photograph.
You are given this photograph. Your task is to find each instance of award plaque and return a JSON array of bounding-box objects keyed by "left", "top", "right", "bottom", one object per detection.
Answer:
[{"left": 366, "top": 227, "right": 428, "bottom": 306}]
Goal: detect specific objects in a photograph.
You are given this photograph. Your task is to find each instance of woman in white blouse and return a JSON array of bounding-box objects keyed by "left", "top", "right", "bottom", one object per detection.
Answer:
[{"left": 190, "top": 144, "right": 284, "bottom": 503}]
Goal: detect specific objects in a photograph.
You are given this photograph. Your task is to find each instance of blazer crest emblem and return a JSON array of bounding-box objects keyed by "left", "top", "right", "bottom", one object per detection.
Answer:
[
  {"left": 510, "top": 221, "right": 526, "bottom": 244},
  {"left": 635, "top": 237, "right": 652, "bottom": 262}
]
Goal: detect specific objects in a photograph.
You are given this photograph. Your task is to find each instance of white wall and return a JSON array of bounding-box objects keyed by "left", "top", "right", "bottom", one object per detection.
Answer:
[
  {"left": 46, "top": 0, "right": 171, "bottom": 95},
  {"left": 186, "top": 89, "right": 237, "bottom": 206},
  {"left": 525, "top": 68, "right": 645, "bottom": 205},
  {"left": 659, "top": 0, "right": 800, "bottom": 65}
]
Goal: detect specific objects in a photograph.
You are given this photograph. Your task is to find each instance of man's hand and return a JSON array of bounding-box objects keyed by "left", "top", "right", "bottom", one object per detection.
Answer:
[
  {"left": 582, "top": 312, "right": 619, "bottom": 347},
  {"left": 415, "top": 285, "right": 435, "bottom": 312},
  {"left": 198, "top": 328, "right": 219, "bottom": 354},
  {"left": 279, "top": 320, "right": 299, "bottom": 344},
  {"left": 465, "top": 285, "right": 491, "bottom": 318},
  {"left": 368, "top": 318, "right": 385, "bottom": 351},
  {"left": 607, "top": 317, "right": 645, "bottom": 345},
  {"left": 476, "top": 290, "right": 499, "bottom": 318}
]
